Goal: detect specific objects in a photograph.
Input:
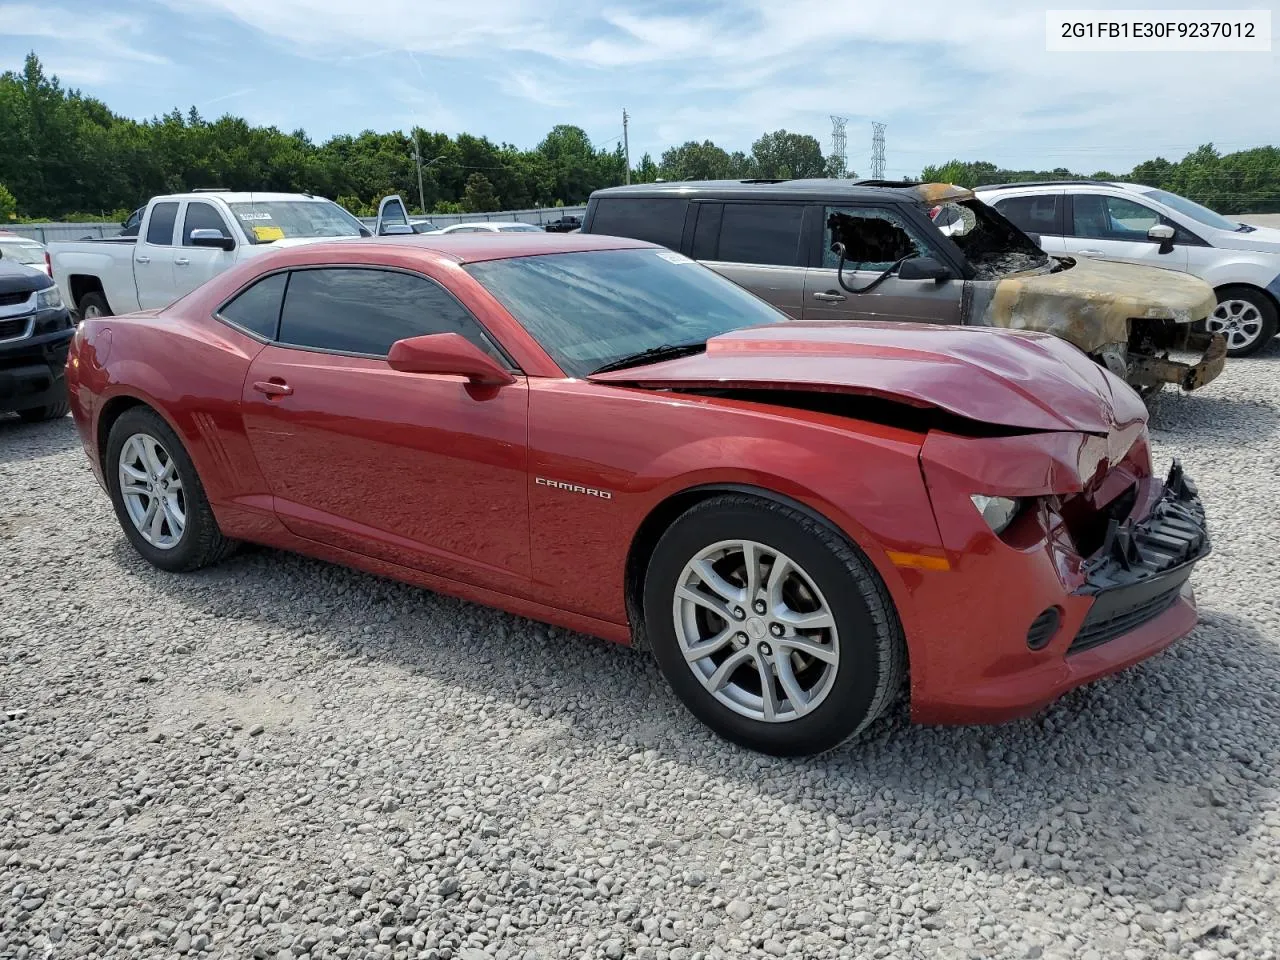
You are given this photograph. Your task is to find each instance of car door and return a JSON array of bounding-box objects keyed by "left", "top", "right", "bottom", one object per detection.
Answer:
[
  {"left": 988, "top": 193, "right": 1068, "bottom": 255},
  {"left": 691, "top": 201, "right": 807, "bottom": 318},
  {"left": 173, "top": 200, "right": 237, "bottom": 299},
  {"left": 133, "top": 201, "right": 180, "bottom": 309},
  {"left": 803, "top": 204, "right": 962, "bottom": 324},
  {"left": 1063, "top": 193, "right": 1190, "bottom": 271},
  {"left": 239, "top": 265, "right": 532, "bottom": 595}
]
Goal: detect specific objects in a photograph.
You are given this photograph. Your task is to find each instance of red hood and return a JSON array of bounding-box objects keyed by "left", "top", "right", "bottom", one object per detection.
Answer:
[{"left": 587, "top": 322, "right": 1147, "bottom": 434}]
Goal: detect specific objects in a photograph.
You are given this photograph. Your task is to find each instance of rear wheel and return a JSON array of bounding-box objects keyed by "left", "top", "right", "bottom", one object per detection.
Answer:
[
  {"left": 105, "top": 406, "right": 236, "bottom": 572},
  {"left": 1206, "top": 286, "right": 1277, "bottom": 358},
  {"left": 78, "top": 291, "right": 111, "bottom": 320},
  {"left": 643, "top": 495, "right": 905, "bottom": 756}
]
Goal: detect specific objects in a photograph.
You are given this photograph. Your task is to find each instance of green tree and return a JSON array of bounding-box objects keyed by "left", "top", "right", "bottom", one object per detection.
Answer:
[
  {"left": 633, "top": 152, "right": 659, "bottom": 183},
  {"left": 462, "top": 172, "right": 499, "bottom": 212},
  {"left": 0, "top": 183, "right": 15, "bottom": 219},
  {"left": 658, "top": 140, "right": 735, "bottom": 180},
  {"left": 750, "top": 130, "right": 825, "bottom": 179}
]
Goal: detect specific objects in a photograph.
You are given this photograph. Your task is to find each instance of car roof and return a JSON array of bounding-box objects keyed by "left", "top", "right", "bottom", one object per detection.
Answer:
[
  {"left": 590, "top": 179, "right": 974, "bottom": 204},
  {"left": 156, "top": 192, "right": 337, "bottom": 204},
  {"left": 976, "top": 180, "right": 1139, "bottom": 193},
  {"left": 275, "top": 232, "right": 656, "bottom": 265}
]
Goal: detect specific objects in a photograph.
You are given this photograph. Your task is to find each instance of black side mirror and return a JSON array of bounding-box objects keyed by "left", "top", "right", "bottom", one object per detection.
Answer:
[
  {"left": 898, "top": 256, "right": 951, "bottom": 282},
  {"left": 1148, "top": 223, "right": 1176, "bottom": 255},
  {"left": 189, "top": 229, "right": 235, "bottom": 251}
]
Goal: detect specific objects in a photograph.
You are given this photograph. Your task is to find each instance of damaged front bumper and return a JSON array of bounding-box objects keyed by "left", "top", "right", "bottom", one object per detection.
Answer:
[
  {"left": 905, "top": 438, "right": 1210, "bottom": 724},
  {"left": 1128, "top": 331, "right": 1228, "bottom": 392}
]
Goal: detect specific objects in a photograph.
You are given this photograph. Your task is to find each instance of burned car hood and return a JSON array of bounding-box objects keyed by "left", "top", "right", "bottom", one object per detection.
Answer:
[
  {"left": 588, "top": 322, "right": 1147, "bottom": 434},
  {"left": 965, "top": 256, "right": 1218, "bottom": 354}
]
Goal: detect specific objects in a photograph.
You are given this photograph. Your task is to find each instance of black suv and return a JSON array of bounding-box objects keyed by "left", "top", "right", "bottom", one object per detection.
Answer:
[{"left": 0, "top": 257, "right": 76, "bottom": 421}]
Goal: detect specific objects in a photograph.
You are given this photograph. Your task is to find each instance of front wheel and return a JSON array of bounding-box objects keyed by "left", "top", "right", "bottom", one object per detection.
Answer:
[
  {"left": 105, "top": 406, "right": 237, "bottom": 572},
  {"left": 77, "top": 291, "right": 112, "bottom": 320},
  {"left": 16, "top": 397, "right": 70, "bottom": 421},
  {"left": 643, "top": 495, "right": 905, "bottom": 756},
  {"left": 1206, "top": 286, "right": 1278, "bottom": 358}
]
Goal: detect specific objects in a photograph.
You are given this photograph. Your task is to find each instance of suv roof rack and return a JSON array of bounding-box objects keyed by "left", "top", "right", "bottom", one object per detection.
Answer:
[
  {"left": 853, "top": 178, "right": 921, "bottom": 187},
  {"left": 739, "top": 178, "right": 790, "bottom": 184},
  {"left": 976, "top": 179, "right": 1122, "bottom": 190},
  {"left": 191, "top": 187, "right": 232, "bottom": 193}
]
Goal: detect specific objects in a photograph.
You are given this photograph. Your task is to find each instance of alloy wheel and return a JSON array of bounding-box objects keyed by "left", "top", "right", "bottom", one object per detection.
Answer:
[
  {"left": 672, "top": 539, "right": 840, "bottom": 723},
  {"left": 118, "top": 433, "right": 186, "bottom": 549},
  {"left": 1207, "top": 298, "right": 1264, "bottom": 352}
]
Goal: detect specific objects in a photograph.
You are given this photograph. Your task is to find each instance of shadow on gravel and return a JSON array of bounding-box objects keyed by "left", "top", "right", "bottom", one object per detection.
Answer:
[
  {"left": 106, "top": 528, "right": 1280, "bottom": 923},
  {"left": 0, "top": 412, "right": 79, "bottom": 464}
]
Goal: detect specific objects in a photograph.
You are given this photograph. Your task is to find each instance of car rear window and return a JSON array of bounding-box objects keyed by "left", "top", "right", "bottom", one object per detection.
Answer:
[
  {"left": 588, "top": 198, "right": 689, "bottom": 250},
  {"left": 714, "top": 202, "right": 804, "bottom": 267},
  {"left": 992, "top": 195, "right": 1061, "bottom": 235}
]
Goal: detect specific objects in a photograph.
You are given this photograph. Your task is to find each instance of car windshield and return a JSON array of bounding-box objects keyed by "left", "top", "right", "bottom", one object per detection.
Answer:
[
  {"left": 1139, "top": 188, "right": 1240, "bottom": 232},
  {"left": 0, "top": 241, "right": 45, "bottom": 264},
  {"left": 226, "top": 200, "right": 368, "bottom": 244},
  {"left": 929, "top": 198, "right": 1050, "bottom": 280},
  {"left": 465, "top": 247, "right": 785, "bottom": 377}
]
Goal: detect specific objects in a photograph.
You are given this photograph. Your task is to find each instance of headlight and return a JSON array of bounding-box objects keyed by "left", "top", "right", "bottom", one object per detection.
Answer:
[
  {"left": 36, "top": 286, "right": 64, "bottom": 311},
  {"left": 970, "top": 494, "right": 1021, "bottom": 534}
]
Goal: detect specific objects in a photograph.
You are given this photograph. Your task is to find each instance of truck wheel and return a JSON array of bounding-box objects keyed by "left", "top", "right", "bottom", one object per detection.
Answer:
[
  {"left": 78, "top": 291, "right": 112, "bottom": 320},
  {"left": 16, "top": 398, "right": 71, "bottom": 422},
  {"left": 1206, "top": 286, "right": 1278, "bottom": 358}
]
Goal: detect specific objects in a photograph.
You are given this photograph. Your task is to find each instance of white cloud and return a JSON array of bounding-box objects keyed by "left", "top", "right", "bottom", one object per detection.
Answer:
[{"left": 0, "top": 5, "right": 170, "bottom": 66}]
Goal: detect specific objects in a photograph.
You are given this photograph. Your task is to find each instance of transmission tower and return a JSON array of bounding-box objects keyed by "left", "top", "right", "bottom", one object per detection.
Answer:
[
  {"left": 870, "top": 121, "right": 886, "bottom": 179},
  {"left": 829, "top": 115, "right": 848, "bottom": 178}
]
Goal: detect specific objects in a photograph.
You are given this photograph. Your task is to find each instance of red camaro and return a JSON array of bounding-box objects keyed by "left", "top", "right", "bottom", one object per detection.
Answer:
[{"left": 65, "top": 233, "right": 1210, "bottom": 756}]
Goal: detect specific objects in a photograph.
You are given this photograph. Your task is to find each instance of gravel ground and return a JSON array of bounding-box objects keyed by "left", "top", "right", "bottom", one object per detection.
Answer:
[{"left": 3, "top": 341, "right": 1280, "bottom": 960}]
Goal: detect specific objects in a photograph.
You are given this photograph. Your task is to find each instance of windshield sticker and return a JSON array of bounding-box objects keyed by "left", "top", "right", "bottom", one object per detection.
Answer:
[
  {"left": 238, "top": 212, "right": 274, "bottom": 221},
  {"left": 655, "top": 251, "right": 695, "bottom": 264},
  {"left": 252, "top": 225, "right": 286, "bottom": 242}
]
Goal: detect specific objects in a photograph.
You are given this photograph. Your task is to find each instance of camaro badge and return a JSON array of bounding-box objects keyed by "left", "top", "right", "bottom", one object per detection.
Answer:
[{"left": 535, "top": 477, "right": 613, "bottom": 500}]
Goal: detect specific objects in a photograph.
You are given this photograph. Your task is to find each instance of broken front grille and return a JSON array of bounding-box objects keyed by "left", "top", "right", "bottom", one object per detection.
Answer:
[{"left": 1069, "top": 581, "right": 1184, "bottom": 653}]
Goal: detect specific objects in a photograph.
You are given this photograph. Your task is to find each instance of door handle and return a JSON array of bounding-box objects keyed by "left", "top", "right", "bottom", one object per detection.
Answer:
[
  {"left": 252, "top": 379, "right": 293, "bottom": 398},
  {"left": 135, "top": 256, "right": 150, "bottom": 264},
  {"left": 812, "top": 291, "right": 847, "bottom": 302},
  {"left": 175, "top": 258, "right": 190, "bottom": 266}
]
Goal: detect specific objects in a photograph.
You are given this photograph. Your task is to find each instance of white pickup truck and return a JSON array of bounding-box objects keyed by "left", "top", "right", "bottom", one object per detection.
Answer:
[{"left": 49, "top": 191, "right": 413, "bottom": 318}]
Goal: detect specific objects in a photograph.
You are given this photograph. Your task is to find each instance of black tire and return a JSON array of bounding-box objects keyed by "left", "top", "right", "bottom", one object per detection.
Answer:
[
  {"left": 77, "top": 291, "right": 112, "bottom": 320},
  {"left": 642, "top": 494, "right": 905, "bottom": 757},
  {"left": 1208, "top": 285, "right": 1278, "bottom": 358},
  {"left": 104, "top": 406, "right": 237, "bottom": 572},
  {"left": 16, "top": 397, "right": 70, "bottom": 421}
]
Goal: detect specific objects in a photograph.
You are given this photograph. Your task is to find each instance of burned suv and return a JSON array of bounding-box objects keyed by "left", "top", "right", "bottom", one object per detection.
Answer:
[{"left": 582, "top": 179, "right": 1225, "bottom": 395}]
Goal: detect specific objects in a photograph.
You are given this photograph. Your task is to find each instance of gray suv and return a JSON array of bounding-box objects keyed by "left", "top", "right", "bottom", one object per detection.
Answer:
[{"left": 581, "top": 179, "right": 1226, "bottom": 395}]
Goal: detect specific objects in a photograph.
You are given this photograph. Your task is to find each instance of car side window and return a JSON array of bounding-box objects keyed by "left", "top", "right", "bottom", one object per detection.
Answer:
[
  {"left": 145, "top": 202, "right": 179, "bottom": 246},
  {"left": 277, "top": 268, "right": 505, "bottom": 362},
  {"left": 589, "top": 198, "right": 689, "bottom": 250},
  {"left": 1072, "top": 194, "right": 1170, "bottom": 241},
  {"left": 821, "top": 206, "right": 941, "bottom": 271},
  {"left": 993, "top": 195, "right": 1060, "bottom": 235},
  {"left": 182, "top": 202, "right": 233, "bottom": 245},
  {"left": 714, "top": 203, "right": 804, "bottom": 267},
  {"left": 218, "top": 272, "right": 287, "bottom": 340}
]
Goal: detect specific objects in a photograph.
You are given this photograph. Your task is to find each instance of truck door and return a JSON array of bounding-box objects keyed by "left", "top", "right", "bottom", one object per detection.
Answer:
[
  {"left": 172, "top": 201, "right": 238, "bottom": 299},
  {"left": 134, "top": 201, "right": 180, "bottom": 309}
]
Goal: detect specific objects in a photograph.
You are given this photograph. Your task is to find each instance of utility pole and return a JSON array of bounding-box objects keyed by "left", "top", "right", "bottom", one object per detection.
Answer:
[
  {"left": 623, "top": 108, "right": 631, "bottom": 185},
  {"left": 829, "top": 116, "right": 848, "bottom": 178},
  {"left": 411, "top": 133, "right": 426, "bottom": 215},
  {"left": 870, "top": 122, "right": 886, "bottom": 180}
]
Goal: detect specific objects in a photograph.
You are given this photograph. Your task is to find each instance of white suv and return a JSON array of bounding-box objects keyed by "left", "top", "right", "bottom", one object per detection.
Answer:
[{"left": 975, "top": 180, "right": 1280, "bottom": 357}]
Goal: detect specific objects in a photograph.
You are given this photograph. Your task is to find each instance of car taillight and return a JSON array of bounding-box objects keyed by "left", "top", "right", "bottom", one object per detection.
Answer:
[{"left": 45, "top": 252, "right": 52, "bottom": 275}]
